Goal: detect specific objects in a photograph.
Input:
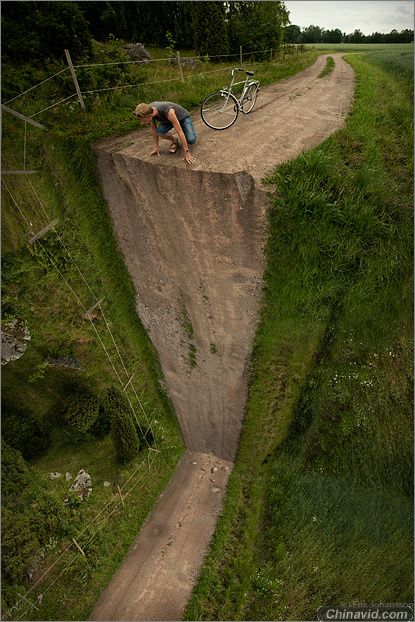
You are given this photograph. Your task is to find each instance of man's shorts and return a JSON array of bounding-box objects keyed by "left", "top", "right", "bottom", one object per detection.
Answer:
[{"left": 156, "top": 116, "right": 196, "bottom": 144}]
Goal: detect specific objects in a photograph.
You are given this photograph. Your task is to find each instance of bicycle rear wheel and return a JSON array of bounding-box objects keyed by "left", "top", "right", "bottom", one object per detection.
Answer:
[
  {"left": 241, "top": 83, "right": 258, "bottom": 114},
  {"left": 201, "top": 92, "right": 239, "bottom": 130}
]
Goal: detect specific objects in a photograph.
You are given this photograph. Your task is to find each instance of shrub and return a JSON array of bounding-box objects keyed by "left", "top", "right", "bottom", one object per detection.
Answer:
[
  {"left": 89, "top": 400, "right": 111, "bottom": 439},
  {"left": 1, "top": 441, "right": 33, "bottom": 499},
  {"left": 60, "top": 390, "right": 100, "bottom": 433},
  {"left": 104, "top": 388, "right": 140, "bottom": 463},
  {"left": 2, "top": 401, "right": 51, "bottom": 459},
  {"left": 1, "top": 508, "right": 40, "bottom": 582}
]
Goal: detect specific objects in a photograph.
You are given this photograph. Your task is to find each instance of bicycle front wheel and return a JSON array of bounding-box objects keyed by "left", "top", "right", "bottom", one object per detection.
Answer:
[
  {"left": 241, "top": 83, "right": 258, "bottom": 114},
  {"left": 201, "top": 92, "right": 239, "bottom": 130}
]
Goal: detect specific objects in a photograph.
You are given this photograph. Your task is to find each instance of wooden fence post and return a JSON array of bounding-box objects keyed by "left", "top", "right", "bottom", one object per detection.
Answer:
[
  {"left": 117, "top": 485, "right": 125, "bottom": 508},
  {"left": 177, "top": 51, "right": 184, "bottom": 82},
  {"left": 29, "top": 219, "right": 59, "bottom": 244},
  {"left": 72, "top": 538, "right": 86, "bottom": 557},
  {"left": 1, "top": 104, "right": 46, "bottom": 129},
  {"left": 64, "top": 49, "right": 85, "bottom": 111}
]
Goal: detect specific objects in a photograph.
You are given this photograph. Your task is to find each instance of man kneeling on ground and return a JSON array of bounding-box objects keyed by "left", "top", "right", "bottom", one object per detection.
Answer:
[{"left": 134, "top": 101, "right": 196, "bottom": 164}]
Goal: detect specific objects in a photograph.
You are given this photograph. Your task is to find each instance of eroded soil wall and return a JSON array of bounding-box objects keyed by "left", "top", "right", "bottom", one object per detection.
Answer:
[{"left": 94, "top": 151, "right": 268, "bottom": 461}]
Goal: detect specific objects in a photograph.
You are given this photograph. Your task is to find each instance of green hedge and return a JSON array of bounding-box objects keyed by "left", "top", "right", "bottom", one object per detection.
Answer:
[
  {"left": 60, "top": 390, "right": 100, "bottom": 433},
  {"left": 2, "top": 401, "right": 51, "bottom": 459},
  {"left": 104, "top": 388, "right": 141, "bottom": 463}
]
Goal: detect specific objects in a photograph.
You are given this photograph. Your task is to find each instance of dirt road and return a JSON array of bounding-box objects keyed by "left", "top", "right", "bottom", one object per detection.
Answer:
[
  {"left": 90, "top": 452, "right": 232, "bottom": 621},
  {"left": 91, "top": 54, "right": 354, "bottom": 620}
]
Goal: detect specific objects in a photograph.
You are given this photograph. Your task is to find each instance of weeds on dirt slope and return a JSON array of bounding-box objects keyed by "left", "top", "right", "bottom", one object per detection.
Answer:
[
  {"left": 1, "top": 148, "right": 184, "bottom": 621},
  {"left": 185, "top": 51, "right": 413, "bottom": 621},
  {"left": 1, "top": 125, "right": 184, "bottom": 622}
]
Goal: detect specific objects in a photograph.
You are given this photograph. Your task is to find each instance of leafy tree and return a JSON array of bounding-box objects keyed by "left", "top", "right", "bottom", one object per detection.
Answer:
[
  {"left": 285, "top": 24, "right": 302, "bottom": 43},
  {"left": 227, "top": 1, "right": 289, "bottom": 56},
  {"left": 105, "top": 388, "right": 140, "bottom": 463},
  {"left": 301, "top": 24, "right": 323, "bottom": 44},
  {"left": 351, "top": 28, "right": 365, "bottom": 43},
  {"left": 192, "top": 1, "right": 229, "bottom": 58},
  {"left": 75, "top": 2, "right": 194, "bottom": 48},
  {"left": 1, "top": 1, "right": 92, "bottom": 65},
  {"left": 322, "top": 28, "right": 343, "bottom": 43}
]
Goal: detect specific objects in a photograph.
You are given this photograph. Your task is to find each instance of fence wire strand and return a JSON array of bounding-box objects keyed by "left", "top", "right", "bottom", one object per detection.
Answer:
[
  {"left": 4, "top": 67, "right": 70, "bottom": 105},
  {"left": 28, "top": 93, "right": 78, "bottom": 118}
]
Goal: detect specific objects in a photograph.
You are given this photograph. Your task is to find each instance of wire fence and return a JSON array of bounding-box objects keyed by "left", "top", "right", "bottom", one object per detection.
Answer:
[
  {"left": 2, "top": 43, "right": 305, "bottom": 121},
  {"left": 1, "top": 177, "right": 161, "bottom": 621}
]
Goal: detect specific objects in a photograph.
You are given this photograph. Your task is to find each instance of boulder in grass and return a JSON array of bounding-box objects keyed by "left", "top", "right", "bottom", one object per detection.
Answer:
[
  {"left": 123, "top": 43, "right": 150, "bottom": 62},
  {"left": 68, "top": 469, "right": 92, "bottom": 501},
  {"left": 1, "top": 318, "right": 31, "bottom": 365}
]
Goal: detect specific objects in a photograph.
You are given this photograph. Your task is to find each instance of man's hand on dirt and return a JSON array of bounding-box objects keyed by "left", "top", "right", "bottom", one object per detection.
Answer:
[
  {"left": 183, "top": 152, "right": 196, "bottom": 164},
  {"left": 150, "top": 148, "right": 160, "bottom": 157}
]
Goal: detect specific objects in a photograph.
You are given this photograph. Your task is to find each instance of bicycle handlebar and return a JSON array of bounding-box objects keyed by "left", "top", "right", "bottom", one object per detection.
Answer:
[{"left": 232, "top": 67, "right": 254, "bottom": 76}]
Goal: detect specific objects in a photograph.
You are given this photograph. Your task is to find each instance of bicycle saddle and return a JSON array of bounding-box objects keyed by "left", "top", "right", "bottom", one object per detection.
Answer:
[{"left": 245, "top": 71, "right": 254, "bottom": 76}]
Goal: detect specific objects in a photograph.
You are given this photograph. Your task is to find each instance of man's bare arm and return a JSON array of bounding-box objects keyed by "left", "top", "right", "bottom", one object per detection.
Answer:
[
  {"left": 167, "top": 109, "right": 196, "bottom": 163},
  {"left": 149, "top": 119, "right": 160, "bottom": 155}
]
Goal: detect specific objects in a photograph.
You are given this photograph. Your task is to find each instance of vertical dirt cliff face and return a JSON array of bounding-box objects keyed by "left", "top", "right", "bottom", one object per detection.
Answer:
[{"left": 95, "top": 150, "right": 268, "bottom": 461}]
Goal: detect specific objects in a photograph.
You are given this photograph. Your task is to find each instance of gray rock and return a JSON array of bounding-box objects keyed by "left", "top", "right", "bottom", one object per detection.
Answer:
[
  {"left": 103, "top": 481, "right": 111, "bottom": 487},
  {"left": 65, "top": 472, "right": 72, "bottom": 481},
  {"left": 211, "top": 487, "right": 221, "bottom": 493},
  {"left": 1, "top": 318, "right": 31, "bottom": 365},
  {"left": 123, "top": 43, "right": 151, "bottom": 62},
  {"left": 68, "top": 469, "right": 92, "bottom": 501},
  {"left": 49, "top": 472, "right": 61, "bottom": 480},
  {"left": 47, "top": 357, "right": 81, "bottom": 370}
]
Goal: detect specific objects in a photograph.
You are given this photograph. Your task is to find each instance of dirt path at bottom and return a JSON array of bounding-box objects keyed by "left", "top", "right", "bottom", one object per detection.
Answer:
[{"left": 90, "top": 452, "right": 232, "bottom": 621}]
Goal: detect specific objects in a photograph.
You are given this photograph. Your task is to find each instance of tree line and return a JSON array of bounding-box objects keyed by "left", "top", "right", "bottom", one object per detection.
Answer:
[
  {"left": 1, "top": 1, "right": 289, "bottom": 66},
  {"left": 285, "top": 24, "right": 414, "bottom": 44}
]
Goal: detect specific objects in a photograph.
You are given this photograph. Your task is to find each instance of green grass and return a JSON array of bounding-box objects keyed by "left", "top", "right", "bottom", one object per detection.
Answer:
[
  {"left": 306, "top": 42, "right": 413, "bottom": 53},
  {"left": 185, "top": 50, "right": 413, "bottom": 621},
  {"left": 1, "top": 43, "right": 322, "bottom": 620},
  {"left": 318, "top": 56, "right": 335, "bottom": 78}
]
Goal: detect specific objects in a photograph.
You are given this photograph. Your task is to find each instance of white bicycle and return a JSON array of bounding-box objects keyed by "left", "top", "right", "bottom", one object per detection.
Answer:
[{"left": 201, "top": 67, "right": 260, "bottom": 130}]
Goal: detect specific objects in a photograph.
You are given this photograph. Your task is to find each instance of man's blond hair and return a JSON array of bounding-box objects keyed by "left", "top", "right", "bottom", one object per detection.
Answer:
[{"left": 134, "top": 103, "right": 153, "bottom": 117}]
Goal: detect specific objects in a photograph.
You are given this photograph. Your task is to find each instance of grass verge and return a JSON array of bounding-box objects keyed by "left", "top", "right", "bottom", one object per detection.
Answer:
[
  {"left": 318, "top": 56, "right": 335, "bottom": 78},
  {"left": 185, "top": 49, "right": 413, "bottom": 621}
]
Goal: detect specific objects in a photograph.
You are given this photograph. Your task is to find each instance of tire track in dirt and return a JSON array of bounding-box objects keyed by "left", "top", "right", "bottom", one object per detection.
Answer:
[{"left": 90, "top": 54, "right": 354, "bottom": 621}]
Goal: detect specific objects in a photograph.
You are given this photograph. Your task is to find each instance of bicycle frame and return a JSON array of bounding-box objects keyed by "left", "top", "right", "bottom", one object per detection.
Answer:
[{"left": 219, "top": 68, "right": 259, "bottom": 114}]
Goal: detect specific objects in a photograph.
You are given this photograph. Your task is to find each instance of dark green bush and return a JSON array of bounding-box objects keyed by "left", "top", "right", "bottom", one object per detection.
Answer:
[
  {"left": 2, "top": 401, "right": 51, "bottom": 459},
  {"left": 104, "top": 388, "right": 140, "bottom": 463},
  {"left": 1, "top": 508, "right": 40, "bottom": 582},
  {"left": 89, "top": 400, "right": 111, "bottom": 439},
  {"left": 1, "top": 442, "right": 33, "bottom": 499},
  {"left": 60, "top": 390, "right": 100, "bottom": 433}
]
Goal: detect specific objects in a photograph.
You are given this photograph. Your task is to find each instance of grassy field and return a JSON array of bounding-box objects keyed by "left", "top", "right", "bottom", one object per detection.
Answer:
[
  {"left": 1, "top": 45, "right": 322, "bottom": 620},
  {"left": 306, "top": 42, "right": 413, "bottom": 52},
  {"left": 185, "top": 48, "right": 413, "bottom": 620}
]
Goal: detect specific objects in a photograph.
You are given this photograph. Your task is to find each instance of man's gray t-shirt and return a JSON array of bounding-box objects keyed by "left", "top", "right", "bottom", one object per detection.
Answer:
[{"left": 150, "top": 101, "right": 189, "bottom": 124}]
